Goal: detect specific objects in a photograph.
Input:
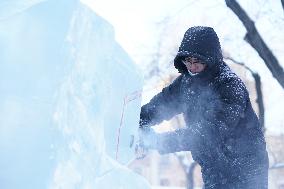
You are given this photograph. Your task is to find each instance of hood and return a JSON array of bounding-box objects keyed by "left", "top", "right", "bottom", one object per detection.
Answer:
[{"left": 174, "top": 26, "right": 223, "bottom": 74}]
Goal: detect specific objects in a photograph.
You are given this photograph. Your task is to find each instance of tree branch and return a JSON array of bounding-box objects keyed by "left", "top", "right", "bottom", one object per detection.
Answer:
[
  {"left": 225, "top": 0, "right": 284, "bottom": 89},
  {"left": 270, "top": 163, "right": 284, "bottom": 169}
]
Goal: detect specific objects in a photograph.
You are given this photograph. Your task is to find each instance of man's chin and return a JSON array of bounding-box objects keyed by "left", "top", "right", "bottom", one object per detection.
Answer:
[{"left": 188, "top": 70, "right": 200, "bottom": 76}]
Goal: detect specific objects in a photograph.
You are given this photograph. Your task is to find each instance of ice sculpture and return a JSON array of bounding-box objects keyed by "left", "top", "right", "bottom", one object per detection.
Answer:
[{"left": 0, "top": 0, "right": 150, "bottom": 188}]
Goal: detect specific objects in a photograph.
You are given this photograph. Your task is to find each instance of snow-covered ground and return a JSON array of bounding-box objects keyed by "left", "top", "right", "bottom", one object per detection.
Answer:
[{"left": 0, "top": 0, "right": 151, "bottom": 188}]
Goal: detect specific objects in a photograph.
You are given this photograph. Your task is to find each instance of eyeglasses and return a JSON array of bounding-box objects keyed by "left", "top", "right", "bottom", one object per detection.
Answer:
[{"left": 182, "top": 57, "right": 205, "bottom": 66}]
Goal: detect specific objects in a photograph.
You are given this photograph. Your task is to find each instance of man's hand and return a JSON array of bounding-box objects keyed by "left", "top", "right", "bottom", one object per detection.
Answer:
[{"left": 135, "top": 139, "right": 149, "bottom": 159}]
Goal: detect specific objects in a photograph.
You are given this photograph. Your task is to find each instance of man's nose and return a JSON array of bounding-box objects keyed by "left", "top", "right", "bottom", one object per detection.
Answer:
[{"left": 190, "top": 64, "right": 197, "bottom": 70}]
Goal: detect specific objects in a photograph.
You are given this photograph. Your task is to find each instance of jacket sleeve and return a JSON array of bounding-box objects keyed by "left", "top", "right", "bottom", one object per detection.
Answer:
[
  {"left": 139, "top": 75, "right": 183, "bottom": 129},
  {"left": 155, "top": 77, "right": 248, "bottom": 154},
  {"left": 155, "top": 128, "right": 194, "bottom": 154}
]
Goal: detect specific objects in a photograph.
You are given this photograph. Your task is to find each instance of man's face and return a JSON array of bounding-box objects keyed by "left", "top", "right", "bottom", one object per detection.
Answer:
[{"left": 182, "top": 57, "right": 207, "bottom": 74}]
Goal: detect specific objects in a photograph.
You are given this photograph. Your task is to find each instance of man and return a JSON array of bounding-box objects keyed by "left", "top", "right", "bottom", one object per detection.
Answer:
[{"left": 137, "top": 26, "right": 268, "bottom": 188}]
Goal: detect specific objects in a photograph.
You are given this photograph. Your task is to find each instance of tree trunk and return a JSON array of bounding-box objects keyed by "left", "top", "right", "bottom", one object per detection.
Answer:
[
  {"left": 175, "top": 154, "right": 198, "bottom": 189},
  {"left": 186, "top": 162, "right": 198, "bottom": 189},
  {"left": 225, "top": 0, "right": 284, "bottom": 89},
  {"left": 252, "top": 73, "right": 265, "bottom": 132}
]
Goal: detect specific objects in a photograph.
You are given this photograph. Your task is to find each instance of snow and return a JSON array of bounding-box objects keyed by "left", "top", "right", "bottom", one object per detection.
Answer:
[{"left": 0, "top": 0, "right": 151, "bottom": 188}]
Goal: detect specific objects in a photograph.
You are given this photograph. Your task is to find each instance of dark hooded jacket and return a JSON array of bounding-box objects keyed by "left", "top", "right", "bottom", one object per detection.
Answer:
[{"left": 139, "top": 26, "right": 268, "bottom": 189}]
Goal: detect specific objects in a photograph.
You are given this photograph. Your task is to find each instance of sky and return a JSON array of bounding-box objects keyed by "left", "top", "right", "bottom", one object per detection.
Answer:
[
  {"left": 81, "top": 0, "right": 284, "bottom": 135},
  {"left": 81, "top": 0, "right": 283, "bottom": 64},
  {"left": 81, "top": 0, "right": 189, "bottom": 57}
]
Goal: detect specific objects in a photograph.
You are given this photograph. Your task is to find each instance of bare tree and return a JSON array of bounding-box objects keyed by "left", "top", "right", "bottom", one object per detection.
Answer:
[
  {"left": 186, "top": 162, "right": 198, "bottom": 189},
  {"left": 267, "top": 140, "right": 284, "bottom": 170},
  {"left": 175, "top": 153, "right": 199, "bottom": 189},
  {"left": 225, "top": 0, "right": 284, "bottom": 89}
]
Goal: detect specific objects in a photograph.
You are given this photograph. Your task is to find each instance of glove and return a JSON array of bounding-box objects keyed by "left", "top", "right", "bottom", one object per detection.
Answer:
[
  {"left": 135, "top": 127, "right": 158, "bottom": 159},
  {"left": 135, "top": 139, "right": 148, "bottom": 159}
]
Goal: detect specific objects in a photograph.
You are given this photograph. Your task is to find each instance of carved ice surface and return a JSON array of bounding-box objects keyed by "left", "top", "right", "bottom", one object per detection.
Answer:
[{"left": 0, "top": 0, "right": 150, "bottom": 188}]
